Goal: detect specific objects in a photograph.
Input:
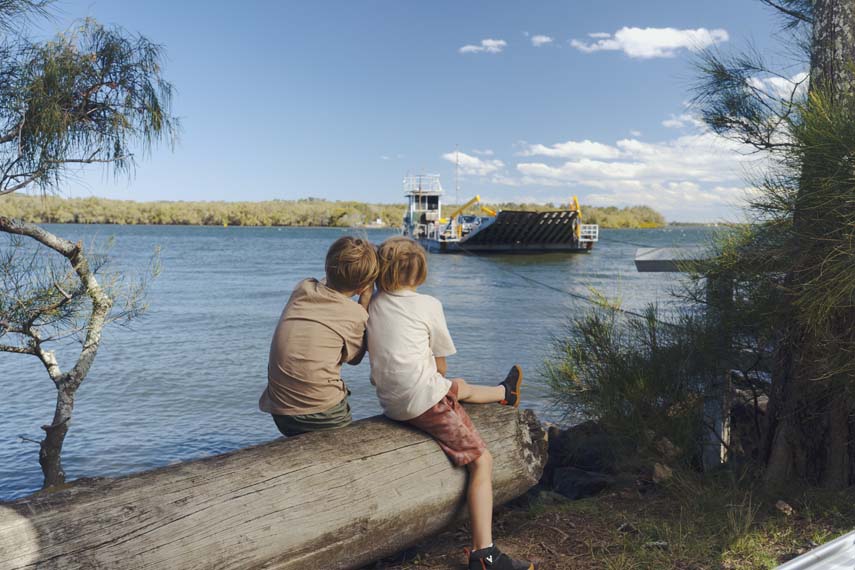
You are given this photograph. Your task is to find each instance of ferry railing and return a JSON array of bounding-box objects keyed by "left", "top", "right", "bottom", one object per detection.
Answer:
[
  {"left": 580, "top": 224, "right": 599, "bottom": 242},
  {"left": 403, "top": 174, "right": 443, "bottom": 195}
]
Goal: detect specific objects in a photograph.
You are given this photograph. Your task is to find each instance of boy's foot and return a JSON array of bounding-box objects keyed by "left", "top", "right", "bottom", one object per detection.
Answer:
[
  {"left": 468, "top": 544, "right": 534, "bottom": 570},
  {"left": 498, "top": 365, "right": 523, "bottom": 408}
]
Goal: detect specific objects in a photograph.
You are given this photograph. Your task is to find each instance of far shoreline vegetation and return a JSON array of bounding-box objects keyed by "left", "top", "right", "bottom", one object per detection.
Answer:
[{"left": 0, "top": 194, "right": 667, "bottom": 229}]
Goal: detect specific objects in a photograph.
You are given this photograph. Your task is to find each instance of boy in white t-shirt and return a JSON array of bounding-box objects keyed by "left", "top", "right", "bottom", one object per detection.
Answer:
[{"left": 367, "top": 236, "right": 533, "bottom": 570}]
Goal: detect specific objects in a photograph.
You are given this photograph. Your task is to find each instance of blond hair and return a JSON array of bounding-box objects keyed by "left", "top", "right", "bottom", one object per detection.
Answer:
[
  {"left": 325, "top": 236, "right": 379, "bottom": 293},
  {"left": 377, "top": 236, "right": 427, "bottom": 292}
]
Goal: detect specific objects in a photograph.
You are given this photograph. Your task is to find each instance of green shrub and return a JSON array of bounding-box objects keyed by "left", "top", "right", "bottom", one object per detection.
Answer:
[{"left": 546, "top": 295, "right": 723, "bottom": 462}]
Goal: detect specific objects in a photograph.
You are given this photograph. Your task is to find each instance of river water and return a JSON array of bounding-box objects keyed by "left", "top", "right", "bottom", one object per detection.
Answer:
[{"left": 0, "top": 225, "right": 715, "bottom": 500}]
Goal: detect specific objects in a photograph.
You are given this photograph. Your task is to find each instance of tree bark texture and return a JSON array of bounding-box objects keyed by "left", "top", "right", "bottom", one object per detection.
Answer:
[
  {"left": 0, "top": 405, "right": 547, "bottom": 570},
  {"left": 810, "top": 0, "right": 855, "bottom": 93}
]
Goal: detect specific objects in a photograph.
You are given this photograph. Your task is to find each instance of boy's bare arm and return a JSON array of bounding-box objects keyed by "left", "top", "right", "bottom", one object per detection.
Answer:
[
  {"left": 347, "top": 284, "right": 374, "bottom": 366},
  {"left": 348, "top": 332, "right": 368, "bottom": 365},
  {"left": 358, "top": 284, "right": 374, "bottom": 311},
  {"left": 435, "top": 356, "right": 447, "bottom": 377}
]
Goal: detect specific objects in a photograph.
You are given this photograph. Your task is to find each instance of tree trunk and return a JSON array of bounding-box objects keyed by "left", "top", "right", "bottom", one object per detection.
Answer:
[
  {"left": 38, "top": 385, "right": 75, "bottom": 488},
  {"left": 764, "top": 0, "right": 855, "bottom": 488},
  {"left": 0, "top": 405, "right": 547, "bottom": 570},
  {"left": 810, "top": 0, "right": 855, "bottom": 94}
]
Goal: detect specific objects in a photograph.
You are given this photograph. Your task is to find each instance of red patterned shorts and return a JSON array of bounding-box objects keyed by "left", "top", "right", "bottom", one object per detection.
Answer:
[{"left": 405, "top": 379, "right": 487, "bottom": 466}]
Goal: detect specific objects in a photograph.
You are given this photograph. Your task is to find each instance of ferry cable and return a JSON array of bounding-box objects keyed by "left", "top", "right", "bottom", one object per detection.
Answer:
[{"left": 453, "top": 241, "right": 676, "bottom": 324}]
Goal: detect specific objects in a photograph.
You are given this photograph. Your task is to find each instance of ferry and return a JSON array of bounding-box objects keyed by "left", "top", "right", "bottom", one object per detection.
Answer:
[{"left": 401, "top": 174, "right": 599, "bottom": 253}]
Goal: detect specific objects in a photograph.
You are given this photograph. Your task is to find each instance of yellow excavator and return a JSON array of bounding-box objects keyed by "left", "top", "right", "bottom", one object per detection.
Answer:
[
  {"left": 441, "top": 195, "right": 498, "bottom": 221},
  {"left": 444, "top": 194, "right": 482, "bottom": 222},
  {"left": 440, "top": 195, "right": 483, "bottom": 237},
  {"left": 569, "top": 196, "right": 582, "bottom": 239}
]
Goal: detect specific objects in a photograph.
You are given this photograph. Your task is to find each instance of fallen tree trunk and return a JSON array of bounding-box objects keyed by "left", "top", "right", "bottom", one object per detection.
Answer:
[{"left": 0, "top": 405, "right": 547, "bottom": 570}]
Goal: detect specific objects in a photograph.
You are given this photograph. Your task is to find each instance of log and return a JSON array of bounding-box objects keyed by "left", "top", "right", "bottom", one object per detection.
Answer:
[{"left": 0, "top": 405, "right": 547, "bottom": 570}]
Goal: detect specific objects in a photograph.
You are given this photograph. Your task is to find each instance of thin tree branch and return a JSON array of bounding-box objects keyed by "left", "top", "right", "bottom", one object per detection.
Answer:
[
  {"left": 0, "top": 128, "right": 19, "bottom": 144},
  {"left": 760, "top": 0, "right": 813, "bottom": 24},
  {"left": 0, "top": 343, "right": 35, "bottom": 354},
  {"left": 46, "top": 153, "right": 131, "bottom": 165},
  {"left": 0, "top": 172, "right": 42, "bottom": 194}
]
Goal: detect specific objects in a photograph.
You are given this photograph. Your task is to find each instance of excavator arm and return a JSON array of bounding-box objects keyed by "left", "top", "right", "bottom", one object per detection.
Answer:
[{"left": 446, "top": 194, "right": 481, "bottom": 221}]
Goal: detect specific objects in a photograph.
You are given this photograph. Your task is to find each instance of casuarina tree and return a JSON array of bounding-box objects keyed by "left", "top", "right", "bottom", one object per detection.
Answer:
[
  {"left": 0, "top": 1, "right": 177, "bottom": 488},
  {"left": 697, "top": 0, "right": 855, "bottom": 487}
]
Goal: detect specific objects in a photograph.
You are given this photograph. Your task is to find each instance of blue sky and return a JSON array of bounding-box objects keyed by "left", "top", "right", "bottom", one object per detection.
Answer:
[{"left": 37, "top": 0, "right": 789, "bottom": 221}]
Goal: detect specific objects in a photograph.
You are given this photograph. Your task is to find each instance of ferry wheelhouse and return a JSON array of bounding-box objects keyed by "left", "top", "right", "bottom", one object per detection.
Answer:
[{"left": 401, "top": 174, "right": 598, "bottom": 253}]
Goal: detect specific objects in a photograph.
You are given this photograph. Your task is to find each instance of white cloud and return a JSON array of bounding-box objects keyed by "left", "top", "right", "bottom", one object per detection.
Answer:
[
  {"left": 570, "top": 27, "right": 729, "bottom": 59},
  {"left": 459, "top": 38, "right": 507, "bottom": 54},
  {"left": 502, "top": 121, "right": 763, "bottom": 219},
  {"left": 662, "top": 113, "right": 706, "bottom": 129},
  {"left": 531, "top": 35, "right": 553, "bottom": 47},
  {"left": 630, "top": 130, "right": 642, "bottom": 137},
  {"left": 471, "top": 148, "right": 495, "bottom": 156},
  {"left": 746, "top": 71, "right": 809, "bottom": 100},
  {"left": 442, "top": 150, "right": 504, "bottom": 176},
  {"left": 518, "top": 139, "right": 622, "bottom": 160}
]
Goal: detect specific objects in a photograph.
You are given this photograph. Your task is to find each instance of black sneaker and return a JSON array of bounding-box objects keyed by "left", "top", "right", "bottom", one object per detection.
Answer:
[
  {"left": 468, "top": 544, "right": 533, "bottom": 570},
  {"left": 498, "top": 365, "right": 523, "bottom": 408}
]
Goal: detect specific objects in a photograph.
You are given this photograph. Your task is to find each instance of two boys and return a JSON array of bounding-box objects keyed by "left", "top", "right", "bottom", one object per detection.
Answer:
[{"left": 258, "top": 235, "right": 533, "bottom": 570}]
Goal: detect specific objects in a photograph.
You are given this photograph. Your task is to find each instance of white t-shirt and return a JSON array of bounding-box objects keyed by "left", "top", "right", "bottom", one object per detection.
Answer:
[{"left": 367, "top": 289, "right": 457, "bottom": 420}]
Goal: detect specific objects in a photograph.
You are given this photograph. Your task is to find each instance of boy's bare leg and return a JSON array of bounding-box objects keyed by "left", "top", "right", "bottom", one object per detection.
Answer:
[
  {"left": 455, "top": 378, "right": 504, "bottom": 404},
  {"left": 467, "top": 450, "right": 494, "bottom": 550}
]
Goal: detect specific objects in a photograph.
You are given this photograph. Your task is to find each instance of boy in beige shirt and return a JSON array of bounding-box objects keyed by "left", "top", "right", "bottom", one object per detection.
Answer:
[{"left": 259, "top": 236, "right": 379, "bottom": 436}]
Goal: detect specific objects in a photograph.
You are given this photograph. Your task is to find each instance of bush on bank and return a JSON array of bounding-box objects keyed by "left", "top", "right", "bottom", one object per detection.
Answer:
[{"left": 0, "top": 195, "right": 666, "bottom": 229}]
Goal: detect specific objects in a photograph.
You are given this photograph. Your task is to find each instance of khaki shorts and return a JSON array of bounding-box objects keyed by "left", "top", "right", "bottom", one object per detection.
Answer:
[
  {"left": 405, "top": 379, "right": 487, "bottom": 466},
  {"left": 272, "top": 392, "right": 352, "bottom": 437}
]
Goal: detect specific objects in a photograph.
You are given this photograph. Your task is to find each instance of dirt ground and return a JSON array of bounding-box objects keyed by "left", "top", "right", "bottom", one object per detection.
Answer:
[{"left": 363, "top": 479, "right": 855, "bottom": 570}]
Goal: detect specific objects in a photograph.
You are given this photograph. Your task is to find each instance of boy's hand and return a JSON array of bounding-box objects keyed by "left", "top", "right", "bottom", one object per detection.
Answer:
[{"left": 358, "top": 283, "right": 374, "bottom": 310}]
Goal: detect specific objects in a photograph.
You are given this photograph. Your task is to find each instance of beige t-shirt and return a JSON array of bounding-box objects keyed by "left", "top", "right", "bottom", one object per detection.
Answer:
[
  {"left": 259, "top": 278, "right": 368, "bottom": 416},
  {"left": 366, "top": 289, "right": 457, "bottom": 421}
]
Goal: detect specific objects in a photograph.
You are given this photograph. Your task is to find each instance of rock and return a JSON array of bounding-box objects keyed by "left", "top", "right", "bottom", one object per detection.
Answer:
[
  {"left": 644, "top": 540, "right": 669, "bottom": 550},
  {"left": 552, "top": 466, "right": 615, "bottom": 500},
  {"left": 654, "top": 437, "right": 681, "bottom": 460},
  {"left": 545, "top": 420, "right": 622, "bottom": 477},
  {"left": 652, "top": 462, "right": 673, "bottom": 484},
  {"left": 775, "top": 500, "right": 795, "bottom": 517},
  {"left": 617, "top": 522, "right": 640, "bottom": 534},
  {"left": 532, "top": 489, "right": 573, "bottom": 507},
  {"left": 544, "top": 422, "right": 562, "bottom": 443}
]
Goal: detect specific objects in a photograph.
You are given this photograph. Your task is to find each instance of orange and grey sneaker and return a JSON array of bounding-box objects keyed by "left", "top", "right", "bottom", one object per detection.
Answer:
[
  {"left": 467, "top": 544, "right": 534, "bottom": 570},
  {"left": 498, "top": 365, "right": 523, "bottom": 407}
]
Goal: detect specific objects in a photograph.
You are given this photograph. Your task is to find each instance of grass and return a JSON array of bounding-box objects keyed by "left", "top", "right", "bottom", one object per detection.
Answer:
[{"left": 366, "top": 470, "right": 855, "bottom": 569}]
